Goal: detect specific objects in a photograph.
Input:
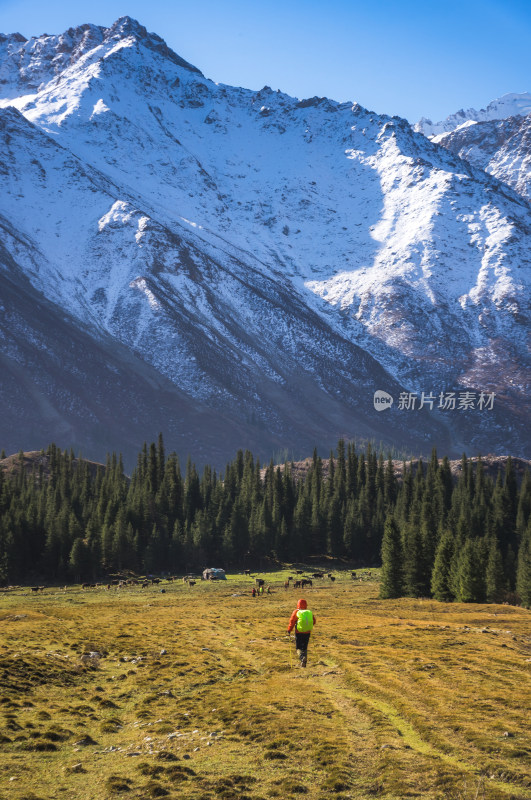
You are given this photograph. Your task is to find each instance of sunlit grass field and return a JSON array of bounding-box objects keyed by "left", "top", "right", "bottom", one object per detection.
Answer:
[{"left": 0, "top": 569, "right": 530, "bottom": 800}]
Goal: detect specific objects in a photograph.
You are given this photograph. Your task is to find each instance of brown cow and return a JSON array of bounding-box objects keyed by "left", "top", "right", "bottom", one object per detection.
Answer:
[
  {"left": 301, "top": 579, "right": 313, "bottom": 588},
  {"left": 294, "top": 580, "right": 302, "bottom": 589},
  {"left": 187, "top": 580, "right": 196, "bottom": 587}
]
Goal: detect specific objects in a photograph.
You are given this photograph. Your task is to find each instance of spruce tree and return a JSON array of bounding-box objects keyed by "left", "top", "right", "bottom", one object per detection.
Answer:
[
  {"left": 485, "top": 536, "right": 505, "bottom": 603},
  {"left": 456, "top": 539, "right": 486, "bottom": 603},
  {"left": 516, "top": 518, "right": 531, "bottom": 607},
  {"left": 402, "top": 523, "right": 425, "bottom": 597},
  {"left": 431, "top": 528, "right": 455, "bottom": 602},
  {"left": 69, "top": 538, "right": 90, "bottom": 582},
  {"left": 380, "top": 517, "right": 403, "bottom": 599}
]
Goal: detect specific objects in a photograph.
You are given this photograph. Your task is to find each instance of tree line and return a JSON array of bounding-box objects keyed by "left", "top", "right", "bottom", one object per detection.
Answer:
[
  {"left": 379, "top": 451, "right": 531, "bottom": 606},
  {"left": 0, "top": 438, "right": 529, "bottom": 606}
]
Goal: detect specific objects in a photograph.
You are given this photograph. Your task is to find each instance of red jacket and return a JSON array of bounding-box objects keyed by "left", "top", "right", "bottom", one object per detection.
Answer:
[{"left": 288, "top": 598, "right": 316, "bottom": 633}]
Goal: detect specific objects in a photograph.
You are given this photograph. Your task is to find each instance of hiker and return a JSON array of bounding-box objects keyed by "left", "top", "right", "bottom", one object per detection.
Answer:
[
  {"left": 252, "top": 587, "right": 256, "bottom": 597},
  {"left": 259, "top": 584, "right": 264, "bottom": 595},
  {"left": 287, "top": 598, "right": 315, "bottom": 668},
  {"left": 267, "top": 586, "right": 271, "bottom": 594}
]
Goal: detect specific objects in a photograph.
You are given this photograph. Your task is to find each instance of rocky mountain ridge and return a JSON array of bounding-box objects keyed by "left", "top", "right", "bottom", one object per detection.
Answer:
[
  {"left": 414, "top": 92, "right": 531, "bottom": 137},
  {"left": 0, "top": 17, "right": 529, "bottom": 465}
]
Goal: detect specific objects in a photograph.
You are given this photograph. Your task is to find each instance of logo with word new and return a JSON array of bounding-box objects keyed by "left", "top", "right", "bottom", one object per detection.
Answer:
[{"left": 373, "top": 390, "right": 394, "bottom": 411}]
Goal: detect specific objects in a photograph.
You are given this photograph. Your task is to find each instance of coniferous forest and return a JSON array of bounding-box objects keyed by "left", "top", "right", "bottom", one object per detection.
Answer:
[{"left": 0, "top": 438, "right": 530, "bottom": 606}]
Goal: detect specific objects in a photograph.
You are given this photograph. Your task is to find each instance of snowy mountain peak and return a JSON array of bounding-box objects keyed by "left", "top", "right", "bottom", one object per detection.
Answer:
[
  {"left": 0, "top": 32, "right": 27, "bottom": 44},
  {"left": 103, "top": 16, "right": 202, "bottom": 74},
  {"left": 0, "top": 17, "right": 530, "bottom": 460},
  {"left": 0, "top": 16, "right": 202, "bottom": 102},
  {"left": 415, "top": 92, "right": 531, "bottom": 137}
]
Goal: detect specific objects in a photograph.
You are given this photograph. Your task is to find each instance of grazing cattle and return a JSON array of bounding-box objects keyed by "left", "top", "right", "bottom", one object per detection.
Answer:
[
  {"left": 301, "top": 579, "right": 313, "bottom": 588},
  {"left": 294, "top": 580, "right": 302, "bottom": 589},
  {"left": 351, "top": 572, "right": 357, "bottom": 579},
  {"left": 141, "top": 581, "right": 149, "bottom": 588},
  {"left": 330, "top": 576, "right": 336, "bottom": 582},
  {"left": 255, "top": 578, "right": 265, "bottom": 586},
  {"left": 327, "top": 573, "right": 333, "bottom": 578},
  {"left": 295, "top": 570, "right": 303, "bottom": 574},
  {"left": 152, "top": 578, "right": 161, "bottom": 584},
  {"left": 187, "top": 580, "right": 196, "bottom": 587},
  {"left": 30, "top": 586, "right": 40, "bottom": 592},
  {"left": 312, "top": 572, "right": 324, "bottom": 578},
  {"left": 287, "top": 576, "right": 293, "bottom": 581},
  {"left": 244, "top": 569, "right": 251, "bottom": 575}
]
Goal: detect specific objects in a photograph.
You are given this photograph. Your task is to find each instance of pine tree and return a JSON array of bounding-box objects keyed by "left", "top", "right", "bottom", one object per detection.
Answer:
[
  {"left": 431, "top": 528, "right": 455, "bottom": 602},
  {"left": 402, "top": 524, "right": 425, "bottom": 597},
  {"left": 327, "top": 491, "right": 343, "bottom": 556},
  {"left": 516, "top": 471, "right": 531, "bottom": 539},
  {"left": 516, "top": 518, "right": 531, "bottom": 607},
  {"left": 384, "top": 455, "right": 397, "bottom": 508},
  {"left": 380, "top": 517, "right": 403, "bottom": 599},
  {"left": 456, "top": 539, "right": 486, "bottom": 603},
  {"left": 68, "top": 538, "right": 90, "bottom": 582},
  {"left": 485, "top": 536, "right": 505, "bottom": 603}
]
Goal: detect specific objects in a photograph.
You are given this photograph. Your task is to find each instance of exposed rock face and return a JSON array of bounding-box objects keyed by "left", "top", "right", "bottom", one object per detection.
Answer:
[{"left": 431, "top": 113, "right": 531, "bottom": 202}]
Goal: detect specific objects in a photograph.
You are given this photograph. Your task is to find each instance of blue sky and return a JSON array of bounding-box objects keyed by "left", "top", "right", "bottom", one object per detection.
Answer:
[{"left": 1, "top": 0, "right": 529, "bottom": 122}]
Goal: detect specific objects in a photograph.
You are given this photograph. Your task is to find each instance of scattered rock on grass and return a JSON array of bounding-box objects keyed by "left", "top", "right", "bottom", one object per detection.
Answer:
[
  {"left": 64, "top": 762, "right": 86, "bottom": 774},
  {"left": 74, "top": 735, "right": 98, "bottom": 746}
]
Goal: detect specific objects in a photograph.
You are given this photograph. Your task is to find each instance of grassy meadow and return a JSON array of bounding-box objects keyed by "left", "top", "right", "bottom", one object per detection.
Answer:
[{"left": 0, "top": 569, "right": 530, "bottom": 800}]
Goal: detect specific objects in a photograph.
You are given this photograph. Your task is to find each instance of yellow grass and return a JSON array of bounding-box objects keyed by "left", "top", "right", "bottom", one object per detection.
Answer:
[{"left": 0, "top": 571, "right": 530, "bottom": 800}]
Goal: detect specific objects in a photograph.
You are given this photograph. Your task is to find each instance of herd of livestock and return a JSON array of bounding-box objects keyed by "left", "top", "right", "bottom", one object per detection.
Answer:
[{"left": 21, "top": 569, "right": 376, "bottom": 593}]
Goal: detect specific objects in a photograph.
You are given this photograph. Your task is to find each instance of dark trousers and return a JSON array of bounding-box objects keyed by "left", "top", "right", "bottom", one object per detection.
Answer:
[{"left": 295, "top": 631, "right": 311, "bottom": 665}]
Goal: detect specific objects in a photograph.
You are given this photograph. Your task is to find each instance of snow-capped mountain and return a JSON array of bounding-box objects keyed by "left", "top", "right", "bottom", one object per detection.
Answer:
[
  {"left": 429, "top": 114, "right": 531, "bottom": 203},
  {"left": 414, "top": 92, "right": 531, "bottom": 138},
  {"left": 0, "top": 18, "right": 530, "bottom": 464}
]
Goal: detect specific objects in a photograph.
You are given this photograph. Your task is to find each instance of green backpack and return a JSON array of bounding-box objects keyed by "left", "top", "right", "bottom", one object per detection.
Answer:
[{"left": 296, "top": 609, "right": 313, "bottom": 633}]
